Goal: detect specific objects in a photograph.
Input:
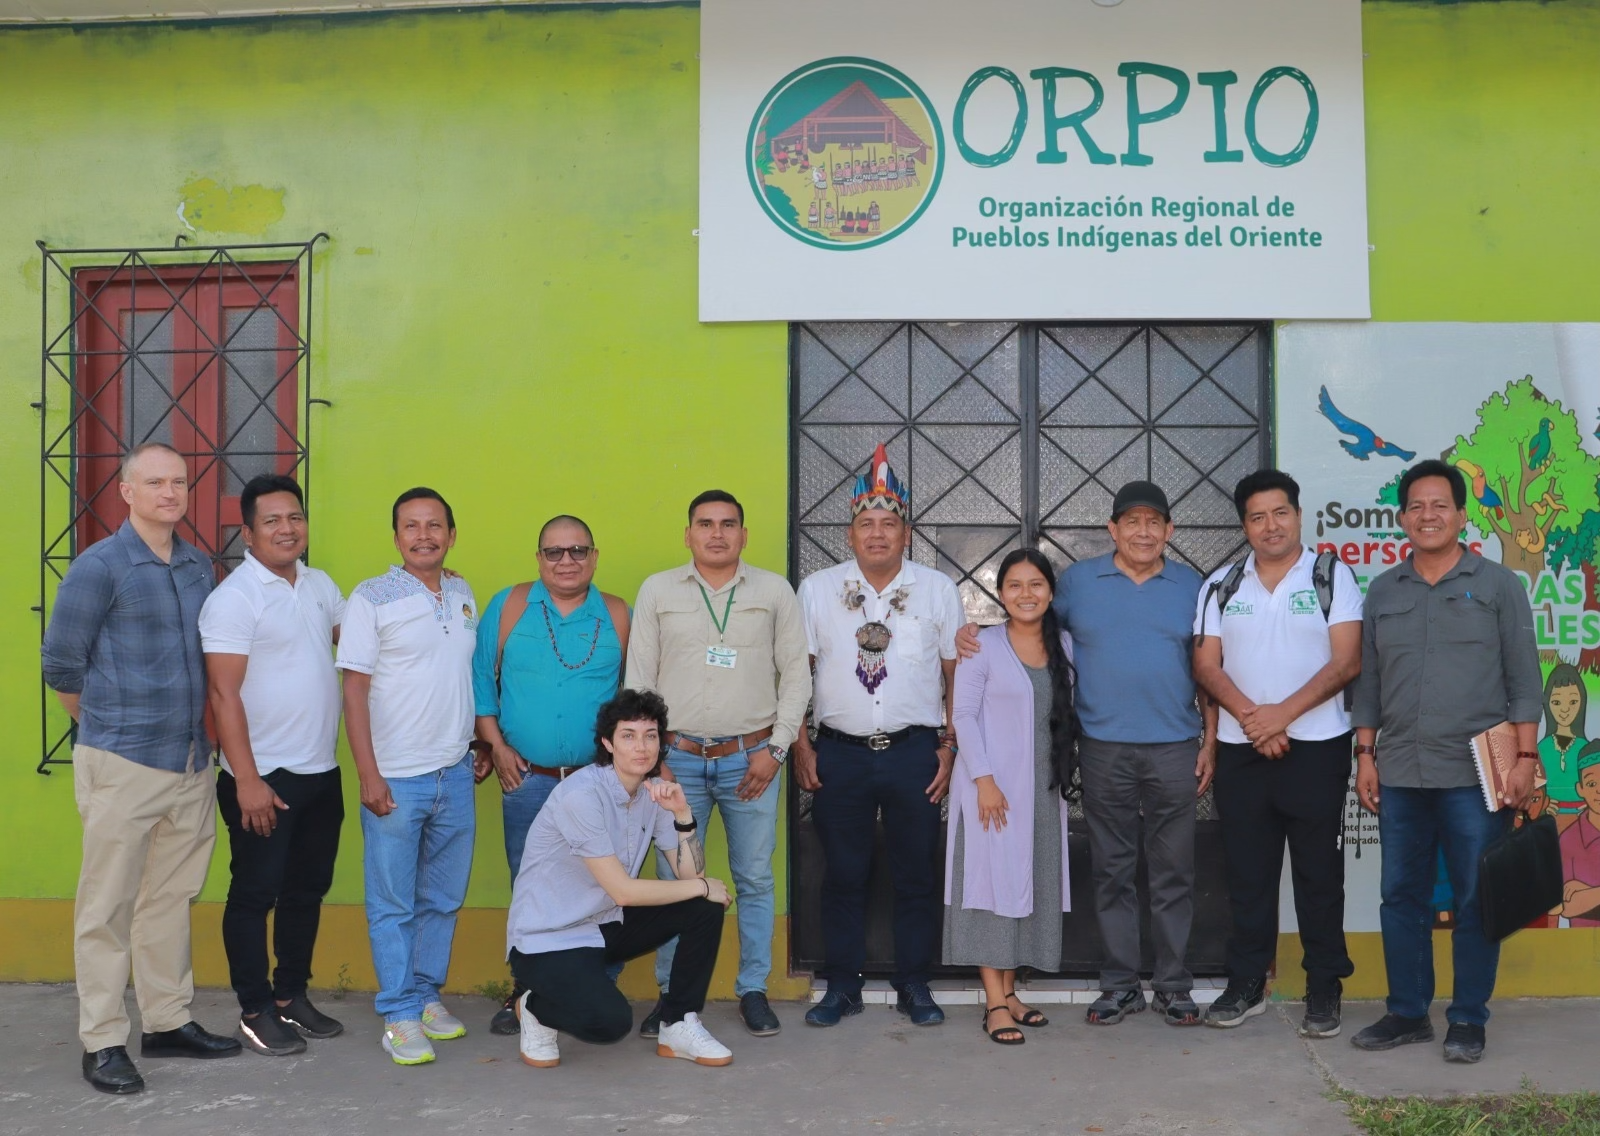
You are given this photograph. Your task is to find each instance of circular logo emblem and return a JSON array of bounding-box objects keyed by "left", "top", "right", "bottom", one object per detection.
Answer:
[{"left": 747, "top": 57, "right": 944, "bottom": 251}]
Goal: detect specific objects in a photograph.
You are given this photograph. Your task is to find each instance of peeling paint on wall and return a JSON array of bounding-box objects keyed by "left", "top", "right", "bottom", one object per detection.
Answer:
[{"left": 177, "top": 177, "right": 285, "bottom": 236}]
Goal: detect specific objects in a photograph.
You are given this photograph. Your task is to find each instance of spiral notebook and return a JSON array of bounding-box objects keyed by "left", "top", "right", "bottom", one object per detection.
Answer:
[{"left": 1469, "top": 721, "right": 1520, "bottom": 812}]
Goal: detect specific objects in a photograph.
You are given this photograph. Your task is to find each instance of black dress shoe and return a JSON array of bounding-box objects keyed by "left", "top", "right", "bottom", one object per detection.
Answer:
[
  {"left": 140, "top": 1021, "right": 243, "bottom": 1059},
  {"left": 82, "top": 1046, "right": 144, "bottom": 1094}
]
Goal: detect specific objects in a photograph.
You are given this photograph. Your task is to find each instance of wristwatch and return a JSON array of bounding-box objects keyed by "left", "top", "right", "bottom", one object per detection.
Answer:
[{"left": 767, "top": 743, "right": 788, "bottom": 765}]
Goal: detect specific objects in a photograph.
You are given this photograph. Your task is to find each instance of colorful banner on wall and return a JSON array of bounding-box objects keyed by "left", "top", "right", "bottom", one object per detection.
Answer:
[
  {"left": 1277, "top": 322, "right": 1600, "bottom": 933},
  {"left": 699, "top": 0, "right": 1369, "bottom": 321}
]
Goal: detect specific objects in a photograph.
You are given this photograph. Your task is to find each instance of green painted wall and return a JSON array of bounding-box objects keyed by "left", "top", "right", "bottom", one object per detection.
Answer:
[
  {"left": 0, "top": 5, "right": 789, "bottom": 913},
  {"left": 0, "top": 0, "right": 1597, "bottom": 978}
]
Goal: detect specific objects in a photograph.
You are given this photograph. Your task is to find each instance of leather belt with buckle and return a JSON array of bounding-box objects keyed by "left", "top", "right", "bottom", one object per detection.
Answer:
[
  {"left": 815, "top": 724, "right": 933, "bottom": 751},
  {"left": 666, "top": 726, "right": 775, "bottom": 759},
  {"left": 527, "top": 764, "right": 580, "bottom": 780}
]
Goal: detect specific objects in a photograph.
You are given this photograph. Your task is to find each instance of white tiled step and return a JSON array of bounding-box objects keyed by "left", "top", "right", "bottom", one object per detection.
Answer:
[{"left": 808, "top": 977, "right": 1229, "bottom": 1005}]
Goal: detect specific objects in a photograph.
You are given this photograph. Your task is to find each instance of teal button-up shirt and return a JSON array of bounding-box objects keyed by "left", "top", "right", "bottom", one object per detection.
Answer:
[{"left": 471, "top": 581, "right": 623, "bottom": 767}]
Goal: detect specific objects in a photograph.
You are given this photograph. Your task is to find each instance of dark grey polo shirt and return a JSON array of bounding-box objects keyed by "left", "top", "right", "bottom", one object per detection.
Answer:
[{"left": 1351, "top": 547, "right": 1540, "bottom": 789}]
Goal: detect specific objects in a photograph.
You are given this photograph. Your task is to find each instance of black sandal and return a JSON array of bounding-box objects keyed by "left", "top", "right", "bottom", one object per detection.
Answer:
[
  {"left": 984, "top": 1005, "right": 1025, "bottom": 1045},
  {"left": 1005, "top": 992, "right": 1048, "bottom": 1027}
]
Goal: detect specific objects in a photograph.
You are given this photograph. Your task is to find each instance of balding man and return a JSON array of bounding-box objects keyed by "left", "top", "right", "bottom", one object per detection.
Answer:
[{"left": 43, "top": 442, "right": 243, "bottom": 1096}]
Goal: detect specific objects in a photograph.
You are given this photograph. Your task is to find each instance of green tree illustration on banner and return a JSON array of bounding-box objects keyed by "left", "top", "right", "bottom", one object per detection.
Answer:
[{"left": 1445, "top": 377, "right": 1600, "bottom": 578}]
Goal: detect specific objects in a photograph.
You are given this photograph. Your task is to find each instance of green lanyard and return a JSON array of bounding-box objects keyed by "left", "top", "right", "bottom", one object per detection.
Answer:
[{"left": 698, "top": 583, "right": 737, "bottom": 642}]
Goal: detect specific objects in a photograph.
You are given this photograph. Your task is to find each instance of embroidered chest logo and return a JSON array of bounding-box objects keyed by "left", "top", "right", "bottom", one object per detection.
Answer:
[
  {"left": 1223, "top": 600, "right": 1254, "bottom": 617},
  {"left": 1288, "top": 590, "right": 1319, "bottom": 615}
]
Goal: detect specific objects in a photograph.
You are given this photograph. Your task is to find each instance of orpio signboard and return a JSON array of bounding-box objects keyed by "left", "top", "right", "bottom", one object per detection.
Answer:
[{"left": 700, "top": 0, "right": 1369, "bottom": 321}]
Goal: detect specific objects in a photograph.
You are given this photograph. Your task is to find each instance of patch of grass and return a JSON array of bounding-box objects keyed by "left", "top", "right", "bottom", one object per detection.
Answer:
[
  {"left": 1340, "top": 1083, "right": 1600, "bottom": 1136},
  {"left": 331, "top": 962, "right": 353, "bottom": 1001},
  {"left": 474, "top": 979, "right": 513, "bottom": 1004}
]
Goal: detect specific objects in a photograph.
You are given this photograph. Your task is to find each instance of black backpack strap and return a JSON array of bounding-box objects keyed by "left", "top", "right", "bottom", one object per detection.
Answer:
[
  {"left": 1202, "top": 560, "right": 1249, "bottom": 637},
  {"left": 1312, "top": 549, "right": 1339, "bottom": 621}
]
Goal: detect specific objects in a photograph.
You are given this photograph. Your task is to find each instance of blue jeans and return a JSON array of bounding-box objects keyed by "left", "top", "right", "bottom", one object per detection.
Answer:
[
  {"left": 1377, "top": 784, "right": 1511, "bottom": 1027},
  {"left": 501, "top": 771, "right": 559, "bottom": 880},
  {"left": 653, "top": 741, "right": 779, "bottom": 997},
  {"left": 361, "top": 754, "right": 476, "bottom": 1023}
]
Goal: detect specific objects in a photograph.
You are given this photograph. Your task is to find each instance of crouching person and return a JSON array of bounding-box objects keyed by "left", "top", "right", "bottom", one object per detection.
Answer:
[{"left": 506, "top": 689, "right": 735, "bottom": 1068}]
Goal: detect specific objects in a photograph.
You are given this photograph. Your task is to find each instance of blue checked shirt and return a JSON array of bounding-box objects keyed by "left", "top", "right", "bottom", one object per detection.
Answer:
[{"left": 41, "top": 521, "right": 214, "bottom": 772}]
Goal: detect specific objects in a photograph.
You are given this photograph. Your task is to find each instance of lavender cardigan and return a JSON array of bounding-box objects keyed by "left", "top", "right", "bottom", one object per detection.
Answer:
[{"left": 944, "top": 623, "right": 1073, "bottom": 919}]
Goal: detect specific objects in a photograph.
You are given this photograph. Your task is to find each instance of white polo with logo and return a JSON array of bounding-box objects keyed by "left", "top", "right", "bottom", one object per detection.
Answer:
[
  {"left": 199, "top": 552, "right": 345, "bottom": 777},
  {"left": 336, "top": 565, "right": 478, "bottom": 778},
  {"left": 1194, "top": 546, "right": 1363, "bottom": 744}
]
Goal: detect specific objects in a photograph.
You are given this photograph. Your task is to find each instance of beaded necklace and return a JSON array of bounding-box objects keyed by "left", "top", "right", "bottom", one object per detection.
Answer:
[{"left": 539, "top": 600, "right": 602, "bottom": 671}]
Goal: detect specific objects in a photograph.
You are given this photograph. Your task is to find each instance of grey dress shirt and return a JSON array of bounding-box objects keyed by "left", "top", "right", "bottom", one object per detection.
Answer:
[
  {"left": 1351, "top": 547, "right": 1541, "bottom": 789},
  {"left": 41, "top": 521, "right": 213, "bottom": 772}
]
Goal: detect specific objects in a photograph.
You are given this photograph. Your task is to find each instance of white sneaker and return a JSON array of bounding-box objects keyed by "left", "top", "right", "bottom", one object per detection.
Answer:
[
  {"left": 517, "top": 992, "right": 559, "bottom": 1068},
  {"left": 421, "top": 1001, "right": 466, "bottom": 1040},
  {"left": 656, "top": 1011, "right": 733, "bottom": 1067},
  {"left": 381, "top": 1020, "right": 436, "bottom": 1065}
]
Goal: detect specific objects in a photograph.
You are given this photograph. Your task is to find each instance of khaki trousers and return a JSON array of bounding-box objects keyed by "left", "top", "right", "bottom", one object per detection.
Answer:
[{"left": 73, "top": 744, "right": 216, "bottom": 1050}]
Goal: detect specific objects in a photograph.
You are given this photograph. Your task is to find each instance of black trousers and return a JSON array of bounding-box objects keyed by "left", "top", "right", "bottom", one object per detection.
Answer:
[
  {"left": 1213, "top": 735, "right": 1355, "bottom": 994},
  {"left": 509, "top": 898, "right": 724, "bottom": 1044},
  {"left": 810, "top": 728, "right": 943, "bottom": 994},
  {"left": 217, "top": 767, "right": 344, "bottom": 1015}
]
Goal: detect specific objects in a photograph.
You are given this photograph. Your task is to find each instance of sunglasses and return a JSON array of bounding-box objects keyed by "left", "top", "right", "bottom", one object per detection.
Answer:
[{"left": 540, "top": 545, "right": 594, "bottom": 562}]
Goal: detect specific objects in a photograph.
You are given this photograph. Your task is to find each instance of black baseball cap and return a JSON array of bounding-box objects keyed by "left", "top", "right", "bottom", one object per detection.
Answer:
[{"left": 1111, "top": 480, "right": 1171, "bottom": 521}]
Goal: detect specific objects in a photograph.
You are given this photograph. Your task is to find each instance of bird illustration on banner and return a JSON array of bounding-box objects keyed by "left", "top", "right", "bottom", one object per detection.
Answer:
[
  {"left": 1529, "top": 417, "right": 1554, "bottom": 469},
  {"left": 1317, "top": 386, "right": 1417, "bottom": 462},
  {"left": 1453, "top": 457, "right": 1505, "bottom": 519}
]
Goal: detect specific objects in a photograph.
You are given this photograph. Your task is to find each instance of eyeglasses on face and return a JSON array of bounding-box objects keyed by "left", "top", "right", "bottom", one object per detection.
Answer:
[{"left": 540, "top": 545, "right": 594, "bottom": 562}]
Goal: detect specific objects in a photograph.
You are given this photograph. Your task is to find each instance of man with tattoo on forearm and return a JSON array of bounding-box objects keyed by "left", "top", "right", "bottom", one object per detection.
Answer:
[{"left": 504, "top": 690, "right": 736, "bottom": 1069}]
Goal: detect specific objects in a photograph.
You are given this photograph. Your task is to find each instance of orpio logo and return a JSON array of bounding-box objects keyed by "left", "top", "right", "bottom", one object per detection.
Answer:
[{"left": 748, "top": 57, "right": 944, "bottom": 251}]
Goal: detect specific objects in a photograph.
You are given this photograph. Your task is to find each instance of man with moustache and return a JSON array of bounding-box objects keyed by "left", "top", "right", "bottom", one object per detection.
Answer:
[
  {"left": 957, "top": 480, "right": 1213, "bottom": 1027},
  {"left": 43, "top": 442, "right": 242, "bottom": 1094},
  {"left": 1192, "top": 469, "right": 1362, "bottom": 1038},
  {"left": 337, "top": 488, "right": 478, "bottom": 1066},
  {"left": 1349, "top": 459, "right": 1540, "bottom": 1064},
  {"left": 473, "top": 515, "right": 631, "bottom": 1035},
  {"left": 626, "top": 490, "right": 811, "bottom": 1038},
  {"left": 793, "top": 445, "right": 965, "bottom": 1028},
  {"left": 201, "top": 474, "right": 348, "bottom": 1057}
]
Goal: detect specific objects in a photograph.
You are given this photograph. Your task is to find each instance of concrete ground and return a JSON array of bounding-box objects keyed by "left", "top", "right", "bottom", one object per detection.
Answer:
[{"left": 0, "top": 985, "right": 1591, "bottom": 1136}]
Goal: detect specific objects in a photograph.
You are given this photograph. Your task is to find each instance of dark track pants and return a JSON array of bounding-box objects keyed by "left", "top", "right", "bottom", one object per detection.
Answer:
[
  {"left": 509, "top": 898, "right": 724, "bottom": 1043},
  {"left": 217, "top": 767, "right": 344, "bottom": 1015},
  {"left": 1213, "top": 734, "right": 1355, "bottom": 994}
]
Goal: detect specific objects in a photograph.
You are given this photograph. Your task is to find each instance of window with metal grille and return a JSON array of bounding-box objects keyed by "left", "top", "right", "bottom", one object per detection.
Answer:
[
  {"left": 791, "top": 322, "right": 1269, "bottom": 616},
  {"left": 35, "top": 239, "right": 323, "bottom": 773},
  {"left": 788, "top": 320, "right": 1270, "bottom": 977}
]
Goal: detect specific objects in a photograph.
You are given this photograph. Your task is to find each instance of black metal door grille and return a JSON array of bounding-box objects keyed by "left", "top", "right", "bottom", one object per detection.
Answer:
[
  {"left": 788, "top": 320, "right": 1270, "bottom": 977},
  {"left": 34, "top": 237, "right": 324, "bottom": 773}
]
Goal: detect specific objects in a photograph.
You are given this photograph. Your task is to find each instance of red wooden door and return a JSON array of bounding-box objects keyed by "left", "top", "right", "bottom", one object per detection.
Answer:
[{"left": 73, "top": 262, "right": 300, "bottom": 571}]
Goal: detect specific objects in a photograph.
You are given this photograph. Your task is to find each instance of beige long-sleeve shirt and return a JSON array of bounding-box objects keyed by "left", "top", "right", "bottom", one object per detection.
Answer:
[{"left": 625, "top": 560, "right": 812, "bottom": 750}]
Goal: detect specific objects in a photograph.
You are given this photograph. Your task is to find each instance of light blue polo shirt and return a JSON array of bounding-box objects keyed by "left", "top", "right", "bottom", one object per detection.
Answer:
[{"left": 1054, "top": 552, "right": 1203, "bottom": 744}]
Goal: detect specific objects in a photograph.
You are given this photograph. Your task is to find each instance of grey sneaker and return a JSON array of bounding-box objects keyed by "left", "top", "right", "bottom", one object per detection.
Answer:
[
  {"left": 1153, "top": 990, "right": 1201, "bottom": 1026},
  {"left": 1085, "top": 989, "right": 1147, "bottom": 1025},
  {"left": 1204, "top": 978, "right": 1266, "bottom": 1028},
  {"left": 421, "top": 1001, "right": 466, "bottom": 1041},
  {"left": 1299, "top": 989, "right": 1342, "bottom": 1038},
  {"left": 380, "top": 1020, "right": 435, "bottom": 1066}
]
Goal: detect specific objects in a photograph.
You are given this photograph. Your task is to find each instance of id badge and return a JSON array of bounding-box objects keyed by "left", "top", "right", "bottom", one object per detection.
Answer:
[{"left": 706, "top": 645, "right": 738, "bottom": 669}]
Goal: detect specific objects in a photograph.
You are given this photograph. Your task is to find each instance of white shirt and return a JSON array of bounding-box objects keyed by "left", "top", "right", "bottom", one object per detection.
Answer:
[
  {"left": 335, "top": 566, "right": 478, "bottom": 778},
  {"left": 198, "top": 553, "right": 345, "bottom": 777},
  {"left": 1194, "top": 547, "right": 1363, "bottom": 744},
  {"left": 798, "top": 558, "right": 964, "bottom": 735}
]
